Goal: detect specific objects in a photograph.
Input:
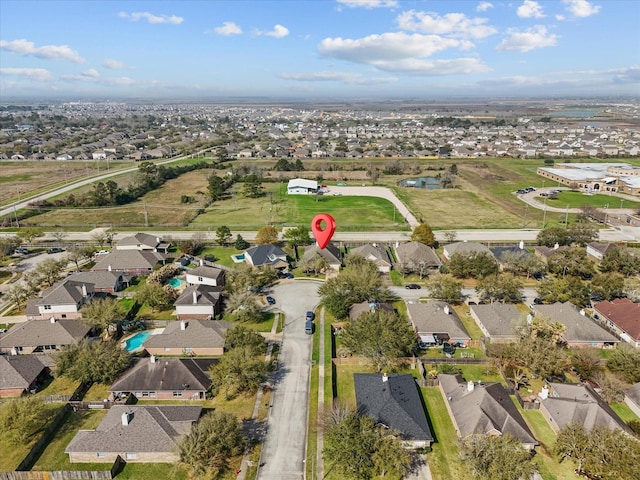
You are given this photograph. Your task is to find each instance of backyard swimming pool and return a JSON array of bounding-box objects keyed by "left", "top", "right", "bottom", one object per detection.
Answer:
[
  {"left": 167, "top": 278, "right": 184, "bottom": 288},
  {"left": 231, "top": 253, "right": 246, "bottom": 263},
  {"left": 124, "top": 331, "right": 151, "bottom": 351}
]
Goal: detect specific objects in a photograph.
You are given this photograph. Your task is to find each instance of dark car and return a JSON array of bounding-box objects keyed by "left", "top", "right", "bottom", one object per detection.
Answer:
[
  {"left": 47, "top": 247, "right": 64, "bottom": 254},
  {"left": 14, "top": 248, "right": 30, "bottom": 255},
  {"left": 405, "top": 283, "right": 421, "bottom": 289},
  {"left": 442, "top": 342, "right": 455, "bottom": 355},
  {"left": 516, "top": 189, "right": 527, "bottom": 194},
  {"left": 266, "top": 296, "right": 276, "bottom": 305},
  {"left": 306, "top": 311, "right": 315, "bottom": 321}
]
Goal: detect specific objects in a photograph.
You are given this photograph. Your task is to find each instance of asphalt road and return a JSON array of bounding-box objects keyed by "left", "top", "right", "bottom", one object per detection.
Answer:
[{"left": 257, "top": 280, "right": 321, "bottom": 480}]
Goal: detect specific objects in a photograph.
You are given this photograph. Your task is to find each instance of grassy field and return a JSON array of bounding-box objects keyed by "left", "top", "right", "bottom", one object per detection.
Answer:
[{"left": 542, "top": 190, "right": 640, "bottom": 209}]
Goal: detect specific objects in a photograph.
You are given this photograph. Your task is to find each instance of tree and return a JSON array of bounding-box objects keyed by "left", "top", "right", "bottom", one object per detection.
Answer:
[
  {"left": 35, "top": 257, "right": 67, "bottom": 286},
  {"left": 5, "top": 284, "right": 29, "bottom": 310},
  {"left": 223, "top": 325, "right": 267, "bottom": 354},
  {"left": 56, "top": 340, "right": 131, "bottom": 384},
  {"left": 234, "top": 234, "right": 249, "bottom": 250},
  {"left": 476, "top": 273, "right": 523, "bottom": 303},
  {"left": 590, "top": 272, "right": 625, "bottom": 301},
  {"left": 0, "top": 235, "right": 21, "bottom": 259},
  {"left": 571, "top": 348, "right": 602, "bottom": 381},
  {"left": 283, "top": 225, "right": 310, "bottom": 248},
  {"left": 536, "top": 226, "right": 572, "bottom": 247},
  {"left": 17, "top": 227, "right": 43, "bottom": 243},
  {"left": 216, "top": 225, "right": 232, "bottom": 246},
  {"left": 226, "top": 263, "right": 278, "bottom": 294},
  {"left": 340, "top": 310, "right": 417, "bottom": 371},
  {"left": 178, "top": 411, "right": 246, "bottom": 479},
  {"left": 209, "top": 346, "right": 268, "bottom": 399},
  {"left": 255, "top": 225, "right": 279, "bottom": 245},
  {"left": 243, "top": 173, "right": 263, "bottom": 198},
  {"left": 66, "top": 245, "right": 94, "bottom": 269},
  {"left": 600, "top": 245, "right": 640, "bottom": 276},
  {"left": 448, "top": 252, "right": 498, "bottom": 278},
  {"left": 547, "top": 248, "right": 594, "bottom": 278},
  {"left": 0, "top": 396, "right": 47, "bottom": 445},
  {"left": 224, "top": 290, "right": 262, "bottom": 323},
  {"left": 460, "top": 434, "right": 535, "bottom": 480},
  {"left": 624, "top": 277, "right": 640, "bottom": 302},
  {"left": 424, "top": 274, "right": 463, "bottom": 303},
  {"left": 606, "top": 344, "right": 640, "bottom": 383},
  {"left": 500, "top": 251, "right": 546, "bottom": 279},
  {"left": 80, "top": 297, "right": 125, "bottom": 337},
  {"left": 207, "top": 174, "right": 227, "bottom": 201},
  {"left": 568, "top": 219, "right": 598, "bottom": 246},
  {"left": 536, "top": 276, "right": 590, "bottom": 307},
  {"left": 135, "top": 281, "right": 172, "bottom": 312},
  {"left": 410, "top": 223, "right": 436, "bottom": 246}
]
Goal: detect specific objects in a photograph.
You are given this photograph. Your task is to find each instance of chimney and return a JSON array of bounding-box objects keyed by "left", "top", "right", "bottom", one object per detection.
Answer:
[
  {"left": 519, "top": 240, "right": 524, "bottom": 250},
  {"left": 81, "top": 284, "right": 88, "bottom": 297},
  {"left": 444, "top": 305, "right": 450, "bottom": 315},
  {"left": 199, "top": 258, "right": 204, "bottom": 266},
  {"left": 150, "top": 355, "right": 156, "bottom": 363},
  {"left": 579, "top": 309, "right": 586, "bottom": 316},
  {"left": 192, "top": 291, "right": 198, "bottom": 304},
  {"left": 553, "top": 242, "right": 559, "bottom": 250},
  {"left": 180, "top": 320, "right": 187, "bottom": 330},
  {"left": 156, "top": 237, "right": 161, "bottom": 244},
  {"left": 539, "top": 385, "right": 550, "bottom": 400},
  {"left": 108, "top": 264, "right": 112, "bottom": 272},
  {"left": 121, "top": 411, "right": 133, "bottom": 426},
  {"left": 467, "top": 380, "right": 475, "bottom": 392},
  {"left": 382, "top": 373, "right": 388, "bottom": 383},
  {"left": 50, "top": 316, "right": 56, "bottom": 323}
]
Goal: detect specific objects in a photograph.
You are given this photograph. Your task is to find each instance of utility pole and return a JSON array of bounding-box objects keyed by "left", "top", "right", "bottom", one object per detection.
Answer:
[
  {"left": 565, "top": 205, "right": 569, "bottom": 228},
  {"left": 143, "top": 204, "right": 148, "bottom": 227}
]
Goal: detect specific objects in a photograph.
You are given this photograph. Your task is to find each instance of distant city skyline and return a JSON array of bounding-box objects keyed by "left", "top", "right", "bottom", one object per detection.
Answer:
[{"left": 0, "top": 0, "right": 638, "bottom": 100}]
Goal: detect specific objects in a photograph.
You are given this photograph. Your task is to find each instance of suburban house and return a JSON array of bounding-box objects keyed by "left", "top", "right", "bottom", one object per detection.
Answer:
[
  {"left": 406, "top": 301, "right": 471, "bottom": 347},
  {"left": 25, "top": 279, "right": 95, "bottom": 321},
  {"left": 302, "top": 242, "right": 342, "bottom": 271},
  {"left": 144, "top": 319, "right": 232, "bottom": 356},
  {"left": 115, "top": 233, "right": 171, "bottom": 253},
  {"left": 532, "top": 302, "right": 619, "bottom": 348},
  {"left": 92, "top": 249, "right": 167, "bottom": 276},
  {"left": 109, "top": 356, "right": 217, "bottom": 401},
  {"left": 185, "top": 264, "right": 225, "bottom": 287},
  {"left": 0, "top": 354, "right": 51, "bottom": 397},
  {"left": 586, "top": 242, "right": 616, "bottom": 262},
  {"left": 625, "top": 383, "right": 640, "bottom": 418},
  {"left": 533, "top": 245, "right": 569, "bottom": 262},
  {"left": 350, "top": 244, "right": 393, "bottom": 273},
  {"left": 490, "top": 244, "right": 533, "bottom": 270},
  {"left": 469, "top": 303, "right": 528, "bottom": 343},
  {"left": 349, "top": 302, "right": 395, "bottom": 322},
  {"left": 443, "top": 241, "right": 493, "bottom": 261},
  {"left": 593, "top": 298, "right": 640, "bottom": 348},
  {"left": 538, "top": 383, "right": 630, "bottom": 434},
  {"left": 0, "top": 319, "right": 92, "bottom": 354},
  {"left": 287, "top": 178, "right": 318, "bottom": 194},
  {"left": 65, "top": 405, "right": 202, "bottom": 463},
  {"left": 354, "top": 373, "right": 434, "bottom": 449},
  {"left": 394, "top": 241, "right": 442, "bottom": 272},
  {"left": 244, "top": 245, "right": 289, "bottom": 269},
  {"left": 438, "top": 374, "right": 538, "bottom": 451},
  {"left": 174, "top": 285, "right": 223, "bottom": 320},
  {"left": 67, "top": 270, "right": 126, "bottom": 293}
]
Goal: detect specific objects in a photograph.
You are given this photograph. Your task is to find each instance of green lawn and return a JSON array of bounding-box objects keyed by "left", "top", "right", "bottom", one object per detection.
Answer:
[
  {"left": 334, "top": 364, "right": 377, "bottom": 409},
  {"left": 198, "top": 246, "right": 244, "bottom": 268},
  {"left": 34, "top": 375, "right": 80, "bottom": 398},
  {"left": 611, "top": 402, "right": 640, "bottom": 423},
  {"left": 451, "top": 304, "right": 484, "bottom": 340},
  {"left": 542, "top": 190, "right": 640, "bottom": 209},
  {"left": 84, "top": 383, "right": 110, "bottom": 402}
]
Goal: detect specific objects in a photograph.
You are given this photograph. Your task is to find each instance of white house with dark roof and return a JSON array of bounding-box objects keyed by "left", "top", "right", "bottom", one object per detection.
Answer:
[
  {"left": 406, "top": 301, "right": 471, "bottom": 346},
  {"left": 469, "top": 303, "right": 528, "bottom": 343},
  {"left": 287, "top": 178, "right": 318, "bottom": 194},
  {"left": 185, "top": 264, "right": 225, "bottom": 288},
  {"left": 355, "top": 373, "right": 434, "bottom": 449},
  {"left": 0, "top": 319, "right": 92, "bottom": 354},
  {"left": 115, "top": 233, "right": 170, "bottom": 253},
  {"left": 25, "top": 279, "right": 94, "bottom": 321},
  {"left": 65, "top": 405, "right": 202, "bottom": 463},
  {"left": 174, "top": 285, "right": 223, "bottom": 320},
  {"left": 244, "top": 245, "right": 289, "bottom": 269}
]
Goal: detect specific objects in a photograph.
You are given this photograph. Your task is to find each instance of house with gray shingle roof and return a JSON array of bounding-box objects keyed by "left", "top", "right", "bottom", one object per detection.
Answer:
[
  {"left": 185, "top": 264, "right": 225, "bottom": 287},
  {"left": 0, "top": 354, "right": 49, "bottom": 397},
  {"left": 245, "top": 244, "right": 289, "bottom": 269},
  {"left": 65, "top": 405, "right": 202, "bottom": 463},
  {"left": 438, "top": 374, "right": 538, "bottom": 451},
  {"left": 394, "top": 241, "right": 442, "bottom": 273},
  {"left": 443, "top": 241, "right": 493, "bottom": 261},
  {"left": 115, "top": 233, "right": 170, "bottom": 253},
  {"left": 26, "top": 279, "right": 95, "bottom": 321},
  {"left": 0, "top": 319, "right": 92, "bottom": 354},
  {"left": 538, "top": 382, "right": 630, "bottom": 434},
  {"left": 532, "top": 302, "right": 619, "bottom": 348},
  {"left": 92, "top": 249, "right": 166, "bottom": 275},
  {"left": 350, "top": 244, "right": 392, "bottom": 273},
  {"left": 66, "top": 270, "right": 126, "bottom": 293},
  {"left": 109, "top": 356, "right": 217, "bottom": 401},
  {"left": 406, "top": 301, "right": 471, "bottom": 346},
  {"left": 469, "top": 303, "right": 528, "bottom": 343},
  {"left": 625, "top": 383, "right": 640, "bottom": 418},
  {"left": 302, "top": 242, "right": 342, "bottom": 271},
  {"left": 593, "top": 298, "right": 640, "bottom": 348},
  {"left": 174, "top": 285, "right": 223, "bottom": 320},
  {"left": 355, "top": 373, "right": 434, "bottom": 449},
  {"left": 144, "top": 319, "right": 232, "bottom": 356}
]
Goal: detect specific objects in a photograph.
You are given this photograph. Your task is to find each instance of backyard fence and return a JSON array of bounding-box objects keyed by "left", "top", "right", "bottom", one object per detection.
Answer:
[{"left": 1, "top": 471, "right": 113, "bottom": 480}]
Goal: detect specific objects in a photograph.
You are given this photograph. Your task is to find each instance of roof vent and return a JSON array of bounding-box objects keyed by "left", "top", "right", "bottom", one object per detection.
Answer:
[
  {"left": 444, "top": 305, "right": 451, "bottom": 315},
  {"left": 467, "top": 380, "right": 475, "bottom": 392},
  {"left": 382, "top": 373, "right": 388, "bottom": 383},
  {"left": 150, "top": 355, "right": 156, "bottom": 363},
  {"left": 50, "top": 317, "right": 56, "bottom": 323},
  {"left": 121, "top": 411, "right": 133, "bottom": 426},
  {"left": 180, "top": 320, "right": 187, "bottom": 330},
  {"left": 192, "top": 291, "right": 198, "bottom": 304}
]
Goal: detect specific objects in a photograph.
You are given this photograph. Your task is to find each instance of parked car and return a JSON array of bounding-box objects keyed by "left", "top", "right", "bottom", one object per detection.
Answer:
[
  {"left": 14, "top": 248, "right": 30, "bottom": 255},
  {"left": 305, "top": 320, "right": 314, "bottom": 335},
  {"left": 454, "top": 341, "right": 468, "bottom": 349},
  {"left": 516, "top": 189, "right": 527, "bottom": 194},
  {"left": 306, "top": 311, "right": 315, "bottom": 321},
  {"left": 442, "top": 342, "right": 455, "bottom": 355},
  {"left": 47, "top": 247, "right": 64, "bottom": 254},
  {"left": 405, "top": 283, "right": 421, "bottom": 289},
  {"left": 266, "top": 296, "right": 276, "bottom": 305}
]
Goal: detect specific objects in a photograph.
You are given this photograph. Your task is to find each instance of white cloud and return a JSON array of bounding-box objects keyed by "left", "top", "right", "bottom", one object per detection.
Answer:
[
  {"left": 118, "top": 11, "right": 184, "bottom": 24},
  {"left": 517, "top": 1, "right": 545, "bottom": 19},
  {"left": 396, "top": 10, "right": 497, "bottom": 39},
  {"left": 336, "top": 0, "right": 398, "bottom": 8},
  {"left": 278, "top": 71, "right": 397, "bottom": 85},
  {"left": 102, "top": 59, "right": 127, "bottom": 69},
  {"left": 562, "top": 0, "right": 601, "bottom": 18},
  {"left": 260, "top": 24, "right": 289, "bottom": 38},
  {"left": 496, "top": 26, "right": 559, "bottom": 52},
  {"left": 0, "top": 38, "right": 84, "bottom": 63},
  {"left": 214, "top": 22, "right": 242, "bottom": 35},
  {"left": 0, "top": 67, "right": 53, "bottom": 81},
  {"left": 555, "top": 14, "right": 566, "bottom": 20},
  {"left": 81, "top": 69, "right": 100, "bottom": 78},
  {"left": 371, "top": 57, "right": 491, "bottom": 75},
  {"left": 609, "top": 65, "right": 640, "bottom": 84},
  {"left": 476, "top": 2, "right": 493, "bottom": 12}
]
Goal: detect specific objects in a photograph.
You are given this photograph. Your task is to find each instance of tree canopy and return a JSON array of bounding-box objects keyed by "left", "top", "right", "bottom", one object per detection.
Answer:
[
  {"left": 535, "top": 276, "right": 590, "bottom": 306},
  {"left": 410, "top": 223, "right": 436, "bottom": 246},
  {"left": 255, "top": 225, "right": 279, "bottom": 245},
  {"left": 80, "top": 296, "right": 125, "bottom": 337},
  {"left": 56, "top": 340, "right": 131, "bottom": 384},
  {"left": 460, "top": 434, "right": 535, "bottom": 480},
  {"left": 209, "top": 346, "right": 268, "bottom": 399},
  {"left": 424, "top": 274, "right": 463, "bottom": 303},
  {"left": 448, "top": 251, "right": 498, "bottom": 278},
  {"left": 476, "top": 273, "right": 523, "bottom": 303}
]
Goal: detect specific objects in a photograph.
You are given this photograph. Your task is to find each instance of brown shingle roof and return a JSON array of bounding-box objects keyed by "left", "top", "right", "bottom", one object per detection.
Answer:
[
  {"left": 0, "top": 320, "right": 91, "bottom": 349},
  {"left": 144, "top": 319, "right": 232, "bottom": 349},
  {"left": 0, "top": 355, "right": 47, "bottom": 390},
  {"left": 594, "top": 298, "right": 640, "bottom": 340}
]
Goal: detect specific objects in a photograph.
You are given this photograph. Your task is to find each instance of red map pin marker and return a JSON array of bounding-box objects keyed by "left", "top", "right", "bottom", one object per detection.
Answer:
[{"left": 311, "top": 213, "right": 336, "bottom": 249}]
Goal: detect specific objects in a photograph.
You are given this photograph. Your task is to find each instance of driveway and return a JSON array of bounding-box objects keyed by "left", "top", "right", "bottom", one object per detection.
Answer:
[{"left": 257, "top": 280, "right": 321, "bottom": 480}]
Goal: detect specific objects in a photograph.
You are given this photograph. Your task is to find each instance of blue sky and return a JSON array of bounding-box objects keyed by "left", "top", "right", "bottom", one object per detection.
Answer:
[{"left": 1, "top": 0, "right": 638, "bottom": 99}]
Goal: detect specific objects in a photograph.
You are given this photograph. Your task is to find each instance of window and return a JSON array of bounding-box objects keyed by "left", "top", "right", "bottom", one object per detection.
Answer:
[
  {"left": 61, "top": 314, "right": 67, "bottom": 319},
  {"left": 97, "top": 452, "right": 105, "bottom": 458},
  {"left": 198, "top": 276, "right": 203, "bottom": 282},
  {"left": 126, "top": 453, "right": 137, "bottom": 460},
  {"left": 138, "top": 391, "right": 155, "bottom": 397},
  {"left": 164, "top": 347, "right": 171, "bottom": 352},
  {"left": 184, "top": 347, "right": 192, "bottom": 353},
  {"left": 43, "top": 305, "right": 52, "bottom": 310},
  {"left": 173, "top": 391, "right": 183, "bottom": 397}
]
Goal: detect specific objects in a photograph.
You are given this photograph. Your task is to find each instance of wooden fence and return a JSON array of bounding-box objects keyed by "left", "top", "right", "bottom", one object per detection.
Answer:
[{"left": 1, "top": 471, "right": 112, "bottom": 480}]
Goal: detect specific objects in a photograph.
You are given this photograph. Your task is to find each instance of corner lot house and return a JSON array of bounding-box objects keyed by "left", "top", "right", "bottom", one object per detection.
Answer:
[
  {"left": 144, "top": 319, "right": 232, "bottom": 356},
  {"left": 287, "top": 178, "right": 318, "bottom": 194},
  {"left": 174, "top": 285, "right": 223, "bottom": 320},
  {"left": 0, "top": 354, "right": 50, "bottom": 397},
  {"left": 355, "top": 373, "right": 434, "bottom": 449},
  {"left": 406, "top": 301, "right": 471, "bottom": 346},
  {"left": 244, "top": 245, "right": 289, "bottom": 269},
  {"left": 438, "top": 374, "right": 537, "bottom": 451},
  {"left": 65, "top": 405, "right": 202, "bottom": 463},
  {"left": 109, "top": 356, "right": 217, "bottom": 401},
  {"left": 593, "top": 298, "right": 640, "bottom": 348},
  {"left": 532, "top": 302, "right": 619, "bottom": 348},
  {"left": 469, "top": 303, "right": 527, "bottom": 343},
  {"left": 0, "top": 319, "right": 91, "bottom": 354},
  {"left": 25, "top": 279, "right": 94, "bottom": 321},
  {"left": 394, "top": 241, "right": 442, "bottom": 272}
]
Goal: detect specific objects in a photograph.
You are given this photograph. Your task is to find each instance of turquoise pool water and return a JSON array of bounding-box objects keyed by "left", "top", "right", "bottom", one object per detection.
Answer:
[
  {"left": 231, "top": 253, "right": 246, "bottom": 263},
  {"left": 125, "top": 331, "right": 151, "bottom": 351},
  {"left": 167, "top": 278, "right": 184, "bottom": 288}
]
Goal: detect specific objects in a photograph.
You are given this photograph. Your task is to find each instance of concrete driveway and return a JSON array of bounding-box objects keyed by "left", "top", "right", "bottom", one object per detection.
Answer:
[{"left": 257, "top": 280, "right": 321, "bottom": 480}]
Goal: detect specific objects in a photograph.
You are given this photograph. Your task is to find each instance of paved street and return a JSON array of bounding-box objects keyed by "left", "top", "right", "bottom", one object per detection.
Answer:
[{"left": 257, "top": 280, "right": 321, "bottom": 480}]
